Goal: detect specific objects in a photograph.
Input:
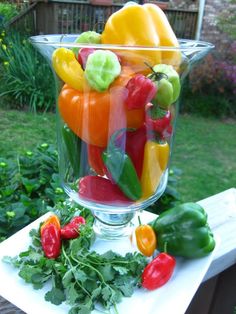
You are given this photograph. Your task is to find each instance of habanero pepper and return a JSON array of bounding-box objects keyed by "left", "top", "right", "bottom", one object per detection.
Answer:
[
  {"left": 125, "top": 74, "right": 157, "bottom": 110},
  {"left": 102, "top": 129, "right": 142, "bottom": 201},
  {"left": 145, "top": 103, "right": 172, "bottom": 139},
  {"left": 40, "top": 215, "right": 61, "bottom": 259},
  {"left": 61, "top": 216, "right": 86, "bottom": 239},
  {"left": 151, "top": 202, "right": 216, "bottom": 258},
  {"left": 58, "top": 66, "right": 145, "bottom": 147},
  {"left": 78, "top": 175, "right": 132, "bottom": 205},
  {"left": 140, "top": 140, "right": 170, "bottom": 200},
  {"left": 135, "top": 216, "right": 157, "bottom": 257},
  {"left": 142, "top": 252, "right": 176, "bottom": 290}
]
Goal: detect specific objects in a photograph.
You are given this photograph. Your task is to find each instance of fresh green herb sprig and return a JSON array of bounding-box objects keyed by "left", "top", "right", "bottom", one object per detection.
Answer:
[{"left": 4, "top": 225, "right": 147, "bottom": 314}]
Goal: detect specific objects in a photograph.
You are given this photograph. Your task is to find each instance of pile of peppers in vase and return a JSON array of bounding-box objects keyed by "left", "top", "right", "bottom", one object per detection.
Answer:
[{"left": 52, "top": 2, "right": 182, "bottom": 205}]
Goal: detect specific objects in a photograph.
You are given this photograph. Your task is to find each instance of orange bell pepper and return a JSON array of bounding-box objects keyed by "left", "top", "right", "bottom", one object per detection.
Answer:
[{"left": 58, "top": 66, "right": 145, "bottom": 147}]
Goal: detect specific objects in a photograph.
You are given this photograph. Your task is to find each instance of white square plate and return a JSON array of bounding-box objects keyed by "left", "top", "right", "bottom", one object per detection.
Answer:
[{"left": 0, "top": 211, "right": 218, "bottom": 314}]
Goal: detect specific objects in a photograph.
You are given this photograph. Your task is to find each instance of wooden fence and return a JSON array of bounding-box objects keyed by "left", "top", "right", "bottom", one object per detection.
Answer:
[{"left": 7, "top": 1, "right": 198, "bottom": 39}]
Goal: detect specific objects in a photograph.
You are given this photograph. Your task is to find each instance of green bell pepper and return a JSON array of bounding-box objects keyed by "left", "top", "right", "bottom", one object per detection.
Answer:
[
  {"left": 152, "top": 202, "right": 216, "bottom": 258},
  {"left": 102, "top": 129, "right": 142, "bottom": 201}
]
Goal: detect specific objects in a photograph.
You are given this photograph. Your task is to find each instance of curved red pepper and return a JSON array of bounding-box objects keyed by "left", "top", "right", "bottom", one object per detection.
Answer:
[
  {"left": 78, "top": 175, "right": 132, "bottom": 204},
  {"left": 142, "top": 252, "right": 176, "bottom": 290},
  {"left": 61, "top": 216, "right": 86, "bottom": 239},
  {"left": 87, "top": 144, "right": 106, "bottom": 176},
  {"left": 115, "top": 126, "right": 147, "bottom": 178},
  {"left": 40, "top": 215, "right": 61, "bottom": 259}
]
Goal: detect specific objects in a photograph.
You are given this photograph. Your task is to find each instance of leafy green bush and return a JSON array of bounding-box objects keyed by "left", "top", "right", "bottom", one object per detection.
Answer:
[
  {"left": 0, "top": 142, "right": 181, "bottom": 241},
  {"left": 0, "top": 3, "right": 18, "bottom": 23},
  {"left": 181, "top": 53, "right": 236, "bottom": 118},
  {"left": 0, "top": 32, "right": 55, "bottom": 112},
  {"left": 0, "top": 143, "right": 65, "bottom": 240}
]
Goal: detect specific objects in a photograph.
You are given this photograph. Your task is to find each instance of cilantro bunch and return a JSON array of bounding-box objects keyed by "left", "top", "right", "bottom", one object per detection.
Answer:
[{"left": 4, "top": 220, "right": 147, "bottom": 314}]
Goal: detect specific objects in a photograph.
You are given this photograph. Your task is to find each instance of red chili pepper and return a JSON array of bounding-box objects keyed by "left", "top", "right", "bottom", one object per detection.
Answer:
[
  {"left": 115, "top": 126, "right": 147, "bottom": 178},
  {"left": 87, "top": 144, "right": 107, "bottom": 176},
  {"left": 146, "top": 103, "right": 172, "bottom": 139},
  {"left": 61, "top": 216, "right": 86, "bottom": 239},
  {"left": 40, "top": 215, "right": 61, "bottom": 259},
  {"left": 125, "top": 74, "right": 157, "bottom": 110},
  {"left": 142, "top": 252, "right": 176, "bottom": 290},
  {"left": 78, "top": 48, "right": 96, "bottom": 69},
  {"left": 78, "top": 175, "right": 133, "bottom": 204}
]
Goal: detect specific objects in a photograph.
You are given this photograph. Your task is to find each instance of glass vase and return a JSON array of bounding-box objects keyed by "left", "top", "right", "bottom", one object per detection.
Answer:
[{"left": 30, "top": 35, "right": 213, "bottom": 239}]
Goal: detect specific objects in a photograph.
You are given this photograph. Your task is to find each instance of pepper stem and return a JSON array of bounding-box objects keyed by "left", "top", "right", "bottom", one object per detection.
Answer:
[
  {"left": 164, "top": 242, "right": 168, "bottom": 253},
  {"left": 144, "top": 61, "right": 169, "bottom": 81},
  {"left": 138, "top": 215, "right": 142, "bottom": 226}
]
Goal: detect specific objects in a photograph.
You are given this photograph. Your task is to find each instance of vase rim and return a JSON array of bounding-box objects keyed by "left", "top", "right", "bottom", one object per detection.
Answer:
[{"left": 30, "top": 35, "right": 214, "bottom": 52}]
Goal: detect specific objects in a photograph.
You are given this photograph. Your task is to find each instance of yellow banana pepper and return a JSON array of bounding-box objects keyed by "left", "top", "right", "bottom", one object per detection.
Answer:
[
  {"left": 140, "top": 141, "right": 170, "bottom": 200},
  {"left": 52, "top": 48, "right": 86, "bottom": 91},
  {"left": 101, "top": 3, "right": 181, "bottom": 71}
]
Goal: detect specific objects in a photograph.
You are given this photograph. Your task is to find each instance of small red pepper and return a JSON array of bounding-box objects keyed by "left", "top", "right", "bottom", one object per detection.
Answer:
[
  {"left": 78, "top": 175, "right": 132, "bottom": 204},
  {"left": 142, "top": 252, "right": 176, "bottom": 290},
  {"left": 78, "top": 48, "right": 96, "bottom": 70},
  {"left": 61, "top": 216, "right": 86, "bottom": 239},
  {"left": 145, "top": 103, "right": 172, "bottom": 139},
  {"left": 40, "top": 215, "right": 61, "bottom": 259},
  {"left": 125, "top": 74, "right": 157, "bottom": 110},
  {"left": 87, "top": 144, "right": 107, "bottom": 176}
]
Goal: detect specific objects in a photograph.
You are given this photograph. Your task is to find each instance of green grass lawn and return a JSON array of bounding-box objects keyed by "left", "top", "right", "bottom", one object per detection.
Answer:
[{"left": 0, "top": 108, "right": 235, "bottom": 203}]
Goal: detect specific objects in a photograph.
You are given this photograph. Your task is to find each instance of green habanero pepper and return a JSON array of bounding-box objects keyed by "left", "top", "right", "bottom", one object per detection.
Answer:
[
  {"left": 102, "top": 129, "right": 142, "bottom": 201},
  {"left": 152, "top": 202, "right": 215, "bottom": 258},
  {"left": 85, "top": 50, "right": 121, "bottom": 92},
  {"left": 148, "top": 64, "right": 180, "bottom": 109}
]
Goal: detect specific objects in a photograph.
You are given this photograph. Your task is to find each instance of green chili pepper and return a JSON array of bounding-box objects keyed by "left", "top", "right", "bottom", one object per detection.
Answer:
[
  {"left": 102, "top": 129, "right": 142, "bottom": 201},
  {"left": 151, "top": 202, "right": 215, "bottom": 258},
  {"left": 62, "top": 124, "right": 81, "bottom": 177}
]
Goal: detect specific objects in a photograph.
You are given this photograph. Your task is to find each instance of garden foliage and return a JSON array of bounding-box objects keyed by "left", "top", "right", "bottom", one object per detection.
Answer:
[
  {"left": 0, "top": 2, "right": 18, "bottom": 24},
  {"left": 0, "top": 31, "right": 55, "bottom": 112}
]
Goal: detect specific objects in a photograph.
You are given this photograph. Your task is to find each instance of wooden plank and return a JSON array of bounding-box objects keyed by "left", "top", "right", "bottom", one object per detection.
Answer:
[{"left": 198, "top": 188, "right": 236, "bottom": 281}]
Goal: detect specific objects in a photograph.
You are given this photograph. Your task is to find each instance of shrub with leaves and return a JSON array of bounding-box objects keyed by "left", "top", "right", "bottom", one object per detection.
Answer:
[
  {"left": 0, "top": 143, "right": 65, "bottom": 240},
  {"left": 181, "top": 52, "right": 236, "bottom": 118},
  {"left": 0, "top": 2, "right": 18, "bottom": 24},
  {"left": 0, "top": 32, "right": 55, "bottom": 112}
]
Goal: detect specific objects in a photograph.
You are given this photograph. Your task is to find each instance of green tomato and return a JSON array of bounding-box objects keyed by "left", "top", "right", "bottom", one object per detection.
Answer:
[
  {"left": 152, "top": 64, "right": 180, "bottom": 104},
  {"left": 72, "top": 31, "right": 101, "bottom": 57},
  {"left": 85, "top": 50, "right": 121, "bottom": 92}
]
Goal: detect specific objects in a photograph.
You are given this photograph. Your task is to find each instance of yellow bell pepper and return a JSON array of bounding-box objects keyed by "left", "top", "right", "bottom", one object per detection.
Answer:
[
  {"left": 140, "top": 140, "right": 170, "bottom": 200},
  {"left": 52, "top": 48, "right": 86, "bottom": 91},
  {"left": 101, "top": 3, "right": 181, "bottom": 71}
]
